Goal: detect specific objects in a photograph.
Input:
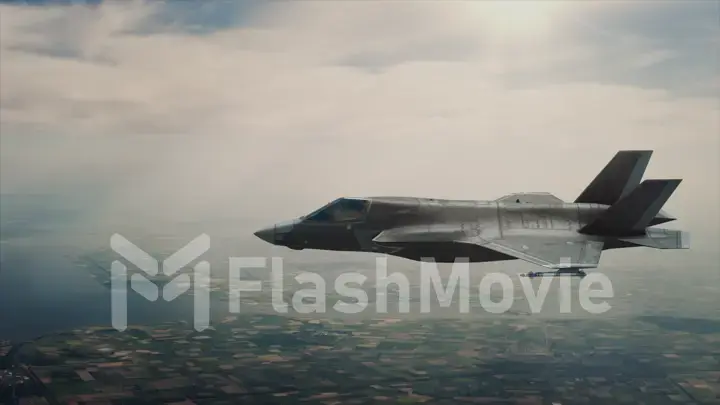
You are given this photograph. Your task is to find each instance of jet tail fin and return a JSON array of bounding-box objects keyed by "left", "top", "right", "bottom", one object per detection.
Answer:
[
  {"left": 580, "top": 179, "right": 682, "bottom": 236},
  {"left": 575, "top": 150, "right": 652, "bottom": 205}
]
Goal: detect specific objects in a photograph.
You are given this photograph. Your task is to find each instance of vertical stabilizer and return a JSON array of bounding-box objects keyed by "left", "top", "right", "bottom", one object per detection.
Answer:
[
  {"left": 575, "top": 150, "right": 653, "bottom": 205},
  {"left": 580, "top": 179, "right": 682, "bottom": 236}
]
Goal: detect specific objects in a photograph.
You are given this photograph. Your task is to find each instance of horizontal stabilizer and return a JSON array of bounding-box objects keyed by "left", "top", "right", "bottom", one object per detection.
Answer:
[
  {"left": 618, "top": 229, "right": 690, "bottom": 249},
  {"left": 580, "top": 179, "right": 682, "bottom": 236},
  {"left": 575, "top": 150, "right": 652, "bottom": 205}
]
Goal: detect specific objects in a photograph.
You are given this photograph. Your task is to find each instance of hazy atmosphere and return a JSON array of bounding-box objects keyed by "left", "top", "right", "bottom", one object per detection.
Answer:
[
  {"left": 1, "top": 2, "right": 719, "bottom": 404},
  {"left": 2, "top": 0, "right": 718, "bottom": 241},
  {"left": 2, "top": 0, "right": 719, "bottom": 330}
]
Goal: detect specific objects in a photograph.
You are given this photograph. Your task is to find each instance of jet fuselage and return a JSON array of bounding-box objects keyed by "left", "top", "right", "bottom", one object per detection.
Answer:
[
  {"left": 255, "top": 197, "right": 673, "bottom": 263},
  {"left": 254, "top": 150, "right": 687, "bottom": 269}
]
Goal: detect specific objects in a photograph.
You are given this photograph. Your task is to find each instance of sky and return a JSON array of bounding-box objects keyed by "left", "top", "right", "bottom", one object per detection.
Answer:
[{"left": 0, "top": 0, "right": 719, "bottom": 261}]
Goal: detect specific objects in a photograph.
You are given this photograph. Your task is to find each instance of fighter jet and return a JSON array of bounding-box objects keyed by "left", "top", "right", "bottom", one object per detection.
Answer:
[{"left": 254, "top": 150, "right": 689, "bottom": 277}]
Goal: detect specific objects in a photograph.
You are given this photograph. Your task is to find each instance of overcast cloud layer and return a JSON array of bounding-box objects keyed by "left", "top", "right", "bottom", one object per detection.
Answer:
[{"left": 1, "top": 1, "right": 718, "bottom": 262}]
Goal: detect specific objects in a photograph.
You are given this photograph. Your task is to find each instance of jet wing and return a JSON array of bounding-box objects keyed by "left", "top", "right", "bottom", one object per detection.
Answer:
[
  {"left": 470, "top": 236, "right": 604, "bottom": 269},
  {"left": 373, "top": 226, "right": 604, "bottom": 269},
  {"left": 495, "top": 192, "right": 563, "bottom": 204}
]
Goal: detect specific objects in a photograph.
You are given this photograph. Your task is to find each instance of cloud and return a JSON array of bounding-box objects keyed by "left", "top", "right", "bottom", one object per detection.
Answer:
[
  {"left": 625, "top": 49, "right": 678, "bottom": 70},
  {"left": 0, "top": 1, "right": 718, "bottom": 255}
]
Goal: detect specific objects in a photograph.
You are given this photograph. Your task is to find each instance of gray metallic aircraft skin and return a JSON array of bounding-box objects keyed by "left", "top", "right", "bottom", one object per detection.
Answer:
[{"left": 254, "top": 151, "right": 688, "bottom": 271}]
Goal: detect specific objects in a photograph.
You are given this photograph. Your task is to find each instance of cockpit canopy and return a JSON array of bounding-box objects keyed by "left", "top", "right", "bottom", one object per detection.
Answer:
[{"left": 303, "top": 198, "right": 370, "bottom": 223}]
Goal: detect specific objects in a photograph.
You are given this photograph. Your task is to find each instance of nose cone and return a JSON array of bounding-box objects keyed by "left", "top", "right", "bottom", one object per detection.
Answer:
[
  {"left": 253, "top": 226, "right": 275, "bottom": 244},
  {"left": 254, "top": 219, "right": 298, "bottom": 245}
]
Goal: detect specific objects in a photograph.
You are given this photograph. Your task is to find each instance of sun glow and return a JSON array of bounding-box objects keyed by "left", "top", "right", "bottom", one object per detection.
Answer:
[{"left": 471, "top": 1, "right": 568, "bottom": 38}]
